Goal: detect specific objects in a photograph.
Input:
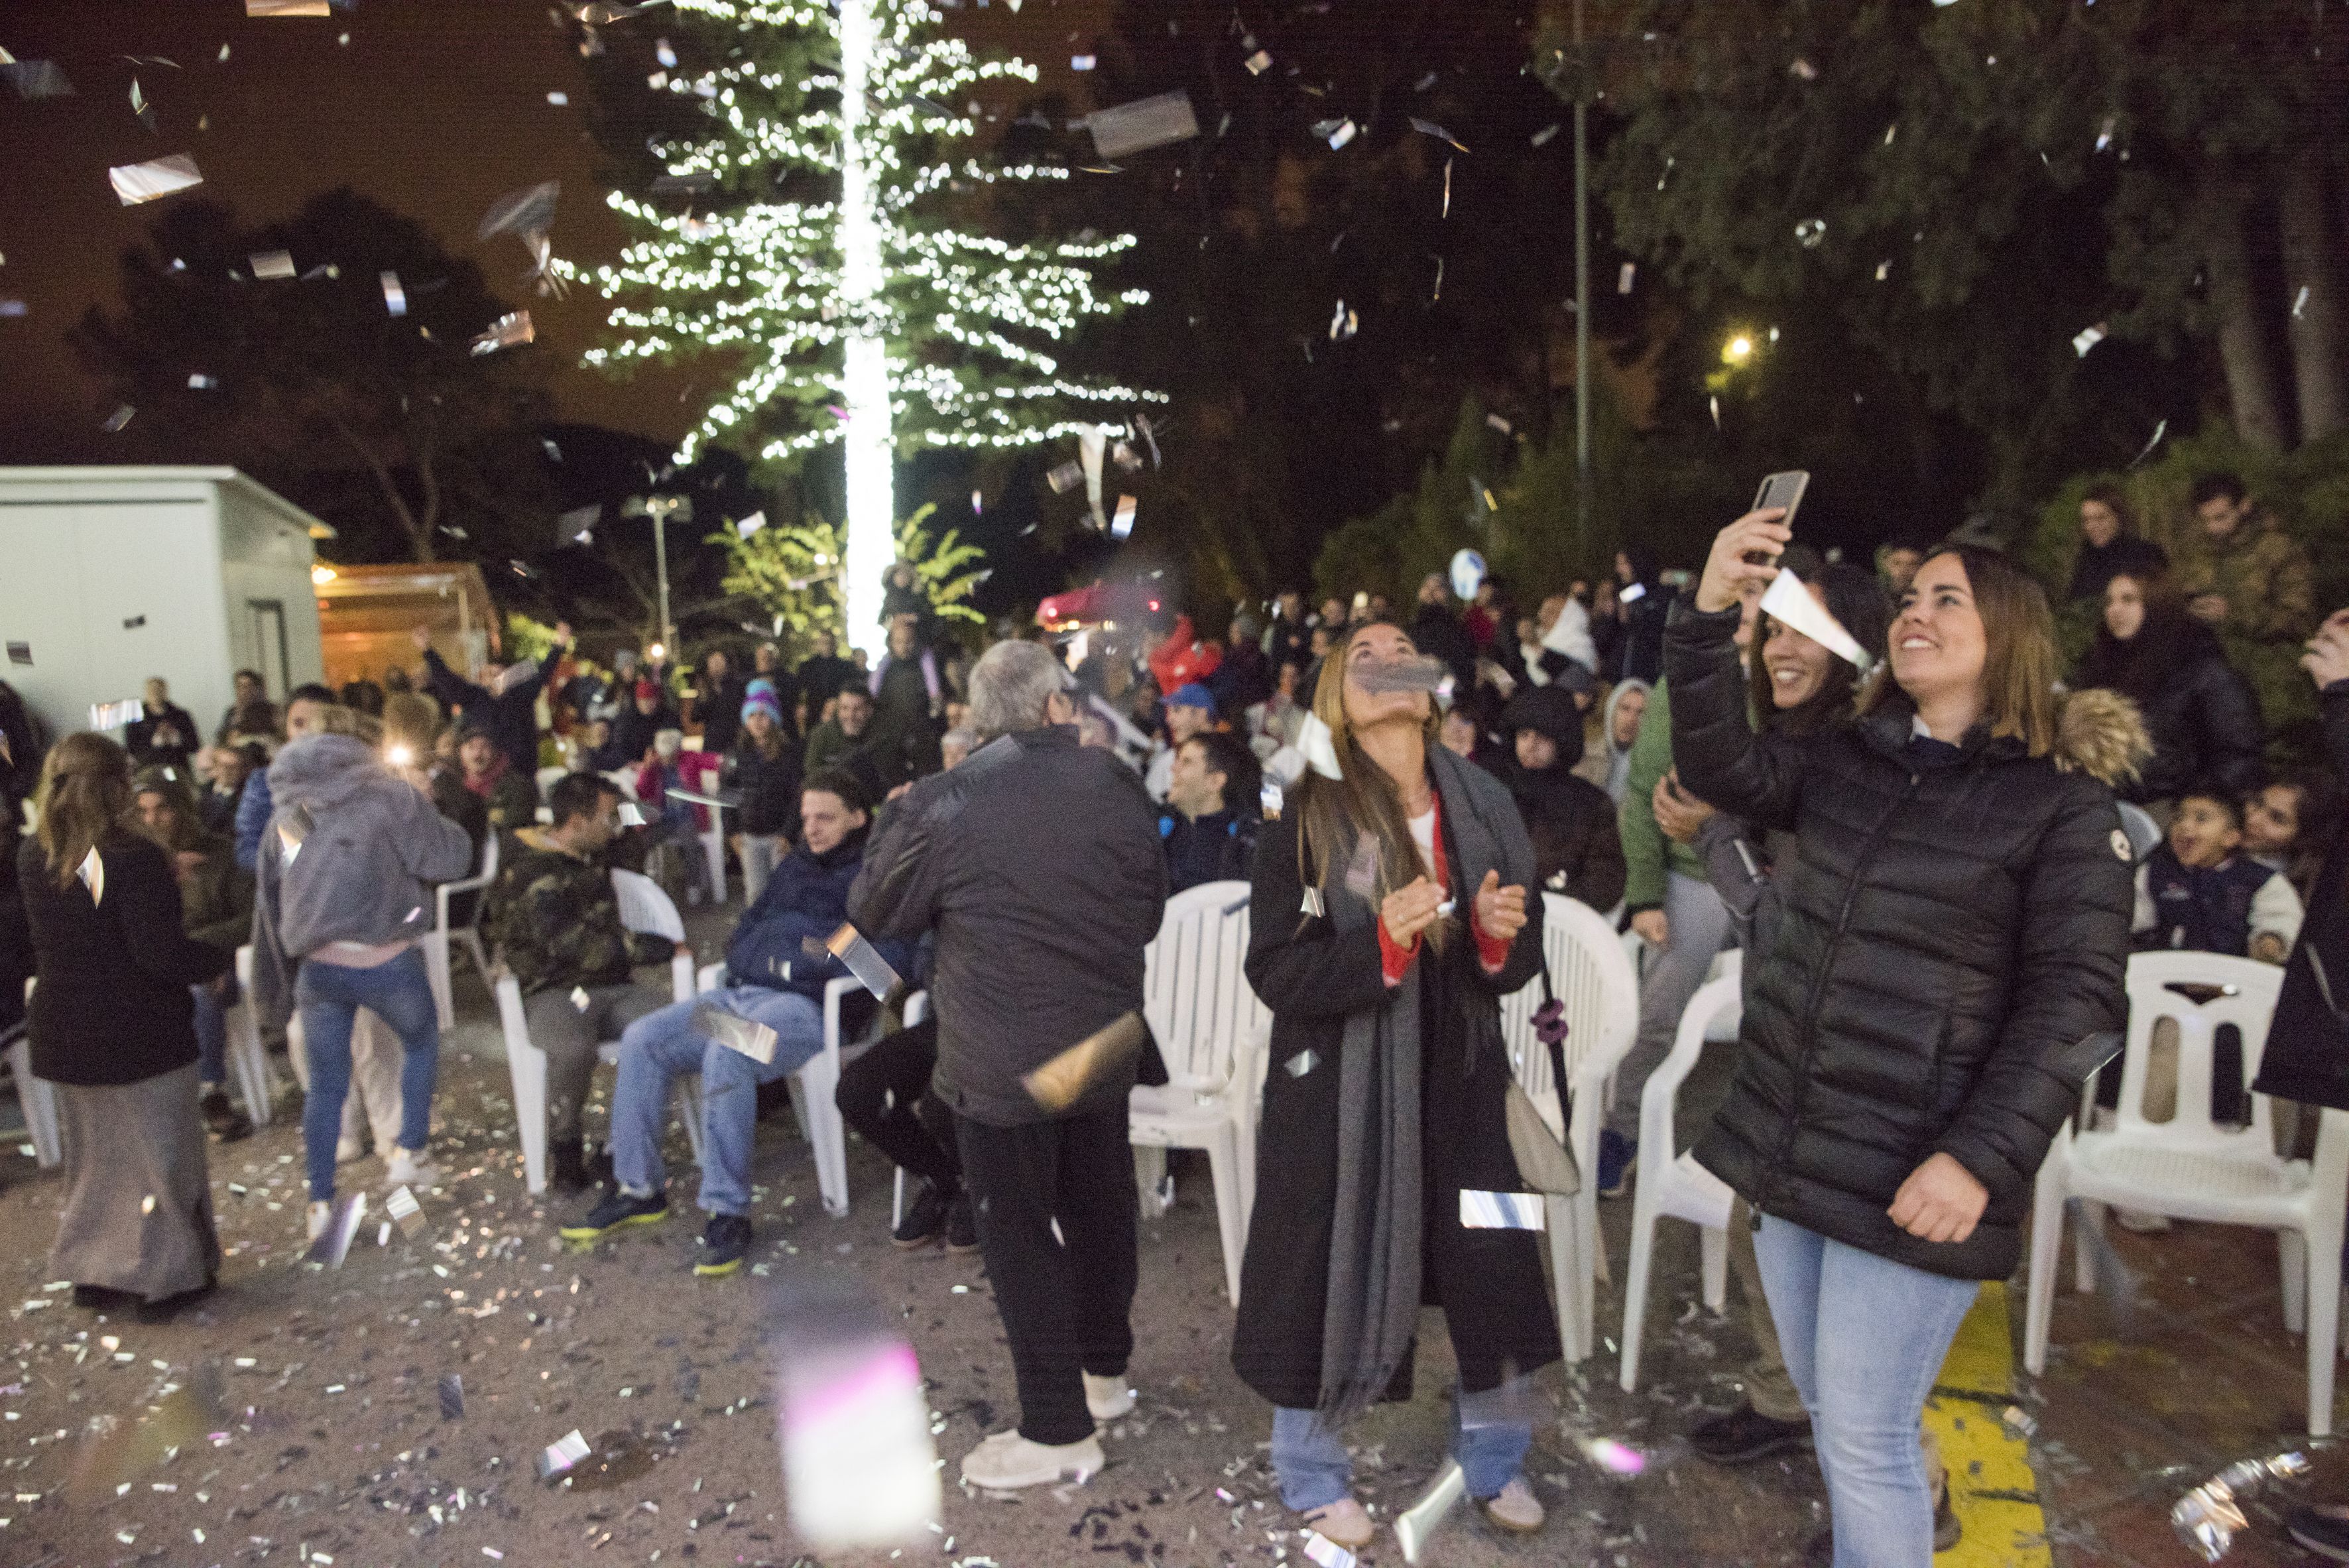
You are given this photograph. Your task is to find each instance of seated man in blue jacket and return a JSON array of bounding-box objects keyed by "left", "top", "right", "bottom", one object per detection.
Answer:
[{"left": 562, "top": 768, "right": 911, "bottom": 1277}]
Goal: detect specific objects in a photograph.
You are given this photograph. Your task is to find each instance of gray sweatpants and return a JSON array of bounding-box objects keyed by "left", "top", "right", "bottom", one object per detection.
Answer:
[
  {"left": 1606, "top": 871, "right": 1735, "bottom": 1140},
  {"left": 522, "top": 983, "right": 672, "bottom": 1142}
]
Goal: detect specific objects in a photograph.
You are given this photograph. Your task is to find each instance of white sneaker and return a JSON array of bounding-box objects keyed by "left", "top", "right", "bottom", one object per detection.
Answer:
[
  {"left": 383, "top": 1148, "right": 443, "bottom": 1190},
  {"left": 306, "top": 1201, "right": 332, "bottom": 1242},
  {"left": 959, "top": 1429, "right": 1104, "bottom": 1490},
  {"left": 1083, "top": 1372, "right": 1135, "bottom": 1421},
  {"left": 335, "top": 1133, "right": 366, "bottom": 1164},
  {"left": 1477, "top": 1475, "right": 1545, "bottom": 1534}
]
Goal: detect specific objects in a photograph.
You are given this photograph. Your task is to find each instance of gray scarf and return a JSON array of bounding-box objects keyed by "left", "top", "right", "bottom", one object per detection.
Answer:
[{"left": 1315, "top": 745, "right": 1517, "bottom": 1420}]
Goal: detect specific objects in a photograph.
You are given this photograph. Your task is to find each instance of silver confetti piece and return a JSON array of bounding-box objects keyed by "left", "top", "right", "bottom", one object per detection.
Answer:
[
  {"left": 469, "top": 310, "right": 534, "bottom": 356},
  {"left": 1, "top": 60, "right": 76, "bottom": 99},
  {"left": 250, "top": 249, "right": 296, "bottom": 280},
  {"left": 1343, "top": 835, "right": 1380, "bottom": 902},
  {"left": 1284, "top": 1050, "right": 1319, "bottom": 1078},
  {"left": 90, "top": 698, "right": 143, "bottom": 729},
  {"left": 109, "top": 152, "right": 203, "bottom": 204},
  {"left": 304, "top": 1190, "right": 368, "bottom": 1268},
  {"left": 1408, "top": 115, "right": 1465, "bottom": 151},
  {"left": 438, "top": 1373, "right": 465, "bottom": 1419},
  {"left": 247, "top": 0, "right": 333, "bottom": 13},
  {"left": 1046, "top": 460, "right": 1084, "bottom": 494},
  {"left": 1299, "top": 886, "right": 1323, "bottom": 918},
  {"left": 380, "top": 271, "right": 406, "bottom": 316},
  {"left": 823, "top": 922, "right": 903, "bottom": 1000},
  {"left": 1261, "top": 780, "right": 1284, "bottom": 820},
  {"left": 536, "top": 1428, "right": 591, "bottom": 1481},
  {"left": 1087, "top": 89, "right": 1198, "bottom": 160},
  {"left": 385, "top": 1184, "right": 426, "bottom": 1239},
  {"left": 2173, "top": 1451, "right": 2309, "bottom": 1561},
  {"left": 2073, "top": 322, "right": 2106, "bottom": 357},
  {"left": 1394, "top": 1458, "right": 1465, "bottom": 1565},
  {"left": 618, "top": 801, "right": 646, "bottom": 827},
  {"left": 692, "top": 1004, "right": 778, "bottom": 1065},
  {"left": 1350, "top": 655, "right": 1451, "bottom": 696},
  {"left": 1302, "top": 1530, "right": 1357, "bottom": 1568},
  {"left": 1111, "top": 496, "right": 1137, "bottom": 540},
  {"left": 1459, "top": 1189, "right": 1545, "bottom": 1230}
]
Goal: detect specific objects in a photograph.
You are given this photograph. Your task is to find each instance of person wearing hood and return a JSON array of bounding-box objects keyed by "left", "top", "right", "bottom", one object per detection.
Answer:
[
  {"left": 1671, "top": 516, "right": 2137, "bottom": 1568},
  {"left": 1410, "top": 573, "right": 1479, "bottom": 692},
  {"left": 250, "top": 705, "right": 475, "bottom": 1234},
  {"left": 20, "top": 735, "right": 234, "bottom": 1323},
  {"left": 1496, "top": 687, "right": 1625, "bottom": 912},
  {"left": 133, "top": 765, "right": 256, "bottom": 1143},
  {"left": 564, "top": 770, "right": 912, "bottom": 1278},
  {"left": 1585, "top": 678, "right": 1650, "bottom": 802},
  {"left": 2069, "top": 567, "right": 2264, "bottom": 813},
  {"left": 1522, "top": 593, "right": 1600, "bottom": 684},
  {"left": 867, "top": 613, "right": 945, "bottom": 785},
  {"left": 413, "top": 621, "right": 571, "bottom": 779},
  {"left": 2064, "top": 485, "right": 2169, "bottom": 606}
]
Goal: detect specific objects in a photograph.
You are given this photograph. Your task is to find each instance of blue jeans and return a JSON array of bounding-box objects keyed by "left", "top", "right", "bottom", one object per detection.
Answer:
[
  {"left": 1271, "top": 1380, "right": 1534, "bottom": 1512},
  {"left": 1754, "top": 1216, "right": 1979, "bottom": 1568},
  {"left": 191, "top": 983, "right": 227, "bottom": 1089},
  {"left": 611, "top": 985, "right": 823, "bottom": 1217},
  {"left": 294, "top": 949, "right": 440, "bottom": 1201}
]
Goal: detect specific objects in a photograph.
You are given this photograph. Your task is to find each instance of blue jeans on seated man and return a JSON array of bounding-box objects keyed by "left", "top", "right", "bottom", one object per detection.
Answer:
[
  {"left": 1754, "top": 1215, "right": 1980, "bottom": 1568},
  {"left": 611, "top": 984, "right": 825, "bottom": 1217},
  {"left": 1271, "top": 1377, "right": 1535, "bottom": 1512},
  {"left": 294, "top": 948, "right": 440, "bottom": 1201}
]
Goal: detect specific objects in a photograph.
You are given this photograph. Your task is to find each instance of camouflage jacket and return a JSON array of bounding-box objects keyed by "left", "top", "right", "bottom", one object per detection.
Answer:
[
  {"left": 481, "top": 827, "right": 670, "bottom": 997},
  {"left": 2179, "top": 511, "right": 2316, "bottom": 643}
]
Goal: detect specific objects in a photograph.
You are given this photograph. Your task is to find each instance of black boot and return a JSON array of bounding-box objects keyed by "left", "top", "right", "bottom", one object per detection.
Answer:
[
  {"left": 550, "top": 1137, "right": 591, "bottom": 1195},
  {"left": 201, "top": 1087, "right": 254, "bottom": 1144}
]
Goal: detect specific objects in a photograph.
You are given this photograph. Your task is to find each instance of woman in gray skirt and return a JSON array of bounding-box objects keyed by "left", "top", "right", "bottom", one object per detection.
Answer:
[{"left": 18, "top": 733, "right": 232, "bottom": 1322}]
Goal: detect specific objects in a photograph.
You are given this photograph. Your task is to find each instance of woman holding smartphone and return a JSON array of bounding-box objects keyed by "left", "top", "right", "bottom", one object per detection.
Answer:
[{"left": 1669, "top": 509, "right": 2139, "bottom": 1567}]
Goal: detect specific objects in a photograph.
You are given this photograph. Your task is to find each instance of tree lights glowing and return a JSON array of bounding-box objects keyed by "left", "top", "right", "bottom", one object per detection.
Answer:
[{"left": 575, "top": 0, "right": 1159, "bottom": 647}]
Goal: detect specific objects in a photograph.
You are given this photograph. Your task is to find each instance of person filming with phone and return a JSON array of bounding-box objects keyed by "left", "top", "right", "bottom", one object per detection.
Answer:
[{"left": 1667, "top": 506, "right": 2139, "bottom": 1568}]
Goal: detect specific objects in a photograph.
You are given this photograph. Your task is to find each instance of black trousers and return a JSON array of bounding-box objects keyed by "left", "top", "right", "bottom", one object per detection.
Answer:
[
  {"left": 955, "top": 1103, "right": 1138, "bottom": 1445},
  {"left": 834, "top": 1019, "right": 962, "bottom": 1189}
]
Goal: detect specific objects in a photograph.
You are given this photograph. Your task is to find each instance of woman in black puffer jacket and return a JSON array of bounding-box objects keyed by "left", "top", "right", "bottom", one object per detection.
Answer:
[
  {"left": 2069, "top": 567, "right": 2263, "bottom": 811},
  {"left": 1671, "top": 515, "right": 2139, "bottom": 1568}
]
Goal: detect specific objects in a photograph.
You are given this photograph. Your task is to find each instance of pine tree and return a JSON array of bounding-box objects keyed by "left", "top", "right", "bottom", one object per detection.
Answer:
[{"left": 575, "top": 0, "right": 1156, "bottom": 644}]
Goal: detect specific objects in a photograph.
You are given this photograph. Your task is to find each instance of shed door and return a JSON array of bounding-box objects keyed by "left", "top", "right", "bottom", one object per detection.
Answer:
[{"left": 248, "top": 599, "right": 289, "bottom": 700}]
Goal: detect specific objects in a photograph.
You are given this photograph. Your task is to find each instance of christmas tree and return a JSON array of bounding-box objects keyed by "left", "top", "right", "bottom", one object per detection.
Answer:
[{"left": 577, "top": 0, "right": 1157, "bottom": 645}]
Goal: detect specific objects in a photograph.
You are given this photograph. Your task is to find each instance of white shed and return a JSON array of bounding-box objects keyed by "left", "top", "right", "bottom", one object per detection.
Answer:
[{"left": 0, "top": 467, "right": 335, "bottom": 746}]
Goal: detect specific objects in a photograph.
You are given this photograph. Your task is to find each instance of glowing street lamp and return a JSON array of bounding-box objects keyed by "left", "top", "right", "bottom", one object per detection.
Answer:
[{"left": 1722, "top": 333, "right": 1756, "bottom": 366}]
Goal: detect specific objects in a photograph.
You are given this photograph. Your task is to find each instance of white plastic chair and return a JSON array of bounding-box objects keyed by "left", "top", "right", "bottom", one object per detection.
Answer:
[
  {"left": 1130, "top": 881, "right": 1268, "bottom": 1307},
  {"left": 2025, "top": 951, "right": 2348, "bottom": 1435},
  {"left": 695, "top": 961, "right": 892, "bottom": 1218},
  {"left": 221, "top": 945, "right": 278, "bottom": 1125},
  {"left": 1498, "top": 892, "right": 1642, "bottom": 1363},
  {"left": 1620, "top": 957, "right": 1742, "bottom": 1392},
  {"left": 499, "top": 868, "right": 697, "bottom": 1195},
  {"left": 694, "top": 802, "right": 729, "bottom": 908},
  {"left": 422, "top": 834, "right": 499, "bottom": 1030}
]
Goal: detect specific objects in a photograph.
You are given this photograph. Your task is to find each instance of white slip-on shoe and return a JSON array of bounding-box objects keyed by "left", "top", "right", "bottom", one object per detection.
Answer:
[
  {"left": 1083, "top": 1372, "right": 1136, "bottom": 1421},
  {"left": 383, "top": 1148, "right": 443, "bottom": 1190},
  {"left": 1300, "top": 1497, "right": 1376, "bottom": 1549},
  {"left": 959, "top": 1429, "right": 1105, "bottom": 1490},
  {"left": 306, "top": 1201, "right": 332, "bottom": 1242},
  {"left": 1477, "top": 1475, "right": 1545, "bottom": 1534}
]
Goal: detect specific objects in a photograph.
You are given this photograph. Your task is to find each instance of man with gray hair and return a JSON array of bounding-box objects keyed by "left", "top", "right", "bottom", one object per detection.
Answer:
[{"left": 851, "top": 638, "right": 1167, "bottom": 1490}]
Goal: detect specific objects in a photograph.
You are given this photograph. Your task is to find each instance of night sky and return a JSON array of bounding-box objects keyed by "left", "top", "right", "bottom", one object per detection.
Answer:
[{"left": 0, "top": 0, "right": 1112, "bottom": 465}]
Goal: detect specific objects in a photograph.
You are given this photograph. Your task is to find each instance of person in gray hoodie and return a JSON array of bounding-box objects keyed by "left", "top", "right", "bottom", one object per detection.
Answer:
[
  {"left": 251, "top": 707, "right": 473, "bottom": 1234},
  {"left": 1583, "top": 678, "right": 1650, "bottom": 804}
]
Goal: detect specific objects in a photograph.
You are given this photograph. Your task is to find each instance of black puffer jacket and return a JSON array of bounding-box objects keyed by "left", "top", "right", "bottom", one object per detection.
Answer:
[
  {"left": 850, "top": 725, "right": 1167, "bottom": 1126},
  {"left": 2250, "top": 680, "right": 2349, "bottom": 1111},
  {"left": 2071, "top": 615, "right": 2263, "bottom": 804},
  {"left": 1668, "top": 601, "right": 2140, "bottom": 1282}
]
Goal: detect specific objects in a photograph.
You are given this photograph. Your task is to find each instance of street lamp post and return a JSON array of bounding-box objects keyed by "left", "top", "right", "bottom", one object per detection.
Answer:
[
  {"left": 622, "top": 493, "right": 694, "bottom": 651},
  {"left": 1573, "top": 0, "right": 1591, "bottom": 546}
]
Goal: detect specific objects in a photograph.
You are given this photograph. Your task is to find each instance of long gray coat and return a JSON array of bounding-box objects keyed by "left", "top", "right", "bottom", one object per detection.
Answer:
[{"left": 1231, "top": 749, "right": 1558, "bottom": 1410}]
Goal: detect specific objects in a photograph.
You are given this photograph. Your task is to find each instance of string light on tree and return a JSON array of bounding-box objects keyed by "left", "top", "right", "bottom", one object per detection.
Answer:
[{"left": 574, "top": 0, "right": 1160, "bottom": 646}]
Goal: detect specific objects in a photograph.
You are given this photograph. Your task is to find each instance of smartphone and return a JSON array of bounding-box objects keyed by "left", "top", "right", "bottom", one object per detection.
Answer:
[{"left": 1753, "top": 470, "right": 1809, "bottom": 531}]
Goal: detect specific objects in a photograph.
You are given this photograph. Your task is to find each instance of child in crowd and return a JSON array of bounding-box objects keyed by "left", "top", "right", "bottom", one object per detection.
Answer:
[{"left": 2134, "top": 788, "right": 2305, "bottom": 963}]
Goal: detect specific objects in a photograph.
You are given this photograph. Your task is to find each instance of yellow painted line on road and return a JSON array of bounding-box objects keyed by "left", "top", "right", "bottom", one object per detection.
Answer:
[{"left": 1925, "top": 1282, "right": 2053, "bottom": 1568}]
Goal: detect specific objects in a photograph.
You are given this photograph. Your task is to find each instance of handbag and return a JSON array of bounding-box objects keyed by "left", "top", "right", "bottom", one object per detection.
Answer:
[{"left": 1505, "top": 971, "right": 1581, "bottom": 1195}]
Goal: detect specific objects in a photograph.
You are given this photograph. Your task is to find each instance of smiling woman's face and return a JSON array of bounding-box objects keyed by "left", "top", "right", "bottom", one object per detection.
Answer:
[
  {"left": 1889, "top": 554, "right": 1987, "bottom": 707},
  {"left": 1762, "top": 583, "right": 1835, "bottom": 710}
]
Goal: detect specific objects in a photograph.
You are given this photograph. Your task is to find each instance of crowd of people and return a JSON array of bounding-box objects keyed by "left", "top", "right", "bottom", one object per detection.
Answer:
[{"left": 1, "top": 483, "right": 2346, "bottom": 1565}]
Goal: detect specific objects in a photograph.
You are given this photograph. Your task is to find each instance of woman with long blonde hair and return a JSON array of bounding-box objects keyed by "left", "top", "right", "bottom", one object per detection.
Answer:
[
  {"left": 18, "top": 733, "right": 234, "bottom": 1321},
  {"left": 1231, "top": 619, "right": 1553, "bottom": 1550}
]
